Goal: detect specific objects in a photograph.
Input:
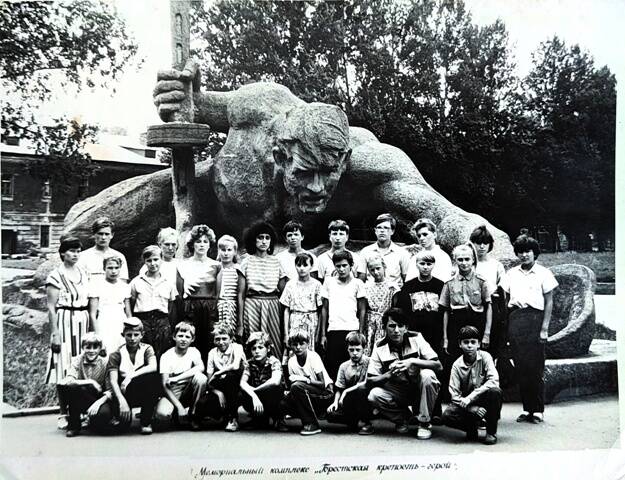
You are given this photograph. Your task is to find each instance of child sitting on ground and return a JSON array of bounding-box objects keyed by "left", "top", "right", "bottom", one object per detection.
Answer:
[
  {"left": 205, "top": 324, "right": 245, "bottom": 432},
  {"left": 239, "top": 332, "right": 284, "bottom": 429},
  {"left": 442, "top": 326, "right": 502, "bottom": 445},
  {"left": 279, "top": 330, "right": 334, "bottom": 436},
  {"left": 326, "top": 331, "right": 373, "bottom": 435},
  {"left": 56, "top": 332, "right": 111, "bottom": 437},
  {"left": 155, "top": 322, "right": 207, "bottom": 431}
]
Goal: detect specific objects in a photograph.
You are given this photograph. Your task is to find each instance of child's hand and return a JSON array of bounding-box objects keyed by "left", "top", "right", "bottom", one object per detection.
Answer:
[
  {"left": 481, "top": 333, "right": 490, "bottom": 350},
  {"left": 118, "top": 397, "right": 131, "bottom": 422},
  {"left": 120, "top": 375, "right": 133, "bottom": 393},
  {"left": 459, "top": 397, "right": 471, "bottom": 409},
  {"left": 87, "top": 397, "right": 105, "bottom": 417},
  {"left": 177, "top": 406, "right": 188, "bottom": 420},
  {"left": 327, "top": 401, "right": 339, "bottom": 414},
  {"left": 214, "top": 389, "right": 226, "bottom": 409},
  {"left": 251, "top": 394, "right": 264, "bottom": 415},
  {"left": 539, "top": 329, "right": 548, "bottom": 343},
  {"left": 338, "top": 391, "right": 347, "bottom": 408},
  {"left": 90, "top": 379, "right": 102, "bottom": 393},
  {"left": 442, "top": 338, "right": 448, "bottom": 354},
  {"left": 319, "top": 336, "right": 327, "bottom": 351},
  {"left": 468, "top": 405, "right": 486, "bottom": 419},
  {"left": 289, "top": 375, "right": 307, "bottom": 383}
]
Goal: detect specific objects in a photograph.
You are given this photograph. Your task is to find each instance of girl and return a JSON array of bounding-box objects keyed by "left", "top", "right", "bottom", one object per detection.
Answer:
[
  {"left": 470, "top": 225, "right": 506, "bottom": 356},
  {"left": 280, "top": 252, "right": 322, "bottom": 352},
  {"left": 216, "top": 235, "right": 246, "bottom": 339},
  {"left": 88, "top": 255, "right": 132, "bottom": 355},
  {"left": 46, "top": 235, "right": 91, "bottom": 428},
  {"left": 241, "top": 221, "right": 286, "bottom": 358},
  {"left": 363, "top": 255, "right": 399, "bottom": 355},
  {"left": 176, "top": 224, "right": 221, "bottom": 361}
]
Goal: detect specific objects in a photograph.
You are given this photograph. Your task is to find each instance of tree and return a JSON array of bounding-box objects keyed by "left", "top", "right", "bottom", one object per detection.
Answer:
[{"left": 1, "top": 1, "right": 139, "bottom": 189}]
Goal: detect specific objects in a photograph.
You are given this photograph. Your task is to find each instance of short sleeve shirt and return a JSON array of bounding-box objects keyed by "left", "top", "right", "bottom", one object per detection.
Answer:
[
  {"left": 242, "top": 355, "right": 282, "bottom": 388},
  {"left": 206, "top": 343, "right": 244, "bottom": 377},
  {"left": 288, "top": 350, "right": 333, "bottom": 387},
  {"left": 395, "top": 277, "right": 444, "bottom": 332},
  {"left": 358, "top": 242, "right": 410, "bottom": 285},
  {"left": 242, "top": 255, "right": 285, "bottom": 293},
  {"left": 316, "top": 249, "right": 364, "bottom": 281},
  {"left": 159, "top": 347, "right": 203, "bottom": 386},
  {"left": 280, "top": 278, "right": 323, "bottom": 312},
  {"left": 405, "top": 245, "right": 453, "bottom": 283},
  {"left": 335, "top": 356, "right": 370, "bottom": 389},
  {"left": 320, "top": 277, "right": 366, "bottom": 331},
  {"left": 65, "top": 353, "right": 108, "bottom": 387},
  {"left": 275, "top": 249, "right": 318, "bottom": 281},
  {"left": 500, "top": 263, "right": 559, "bottom": 311},
  {"left": 106, "top": 343, "right": 155, "bottom": 388},
  {"left": 438, "top": 272, "right": 491, "bottom": 312},
  {"left": 130, "top": 273, "right": 177, "bottom": 314},
  {"left": 78, "top": 247, "right": 129, "bottom": 282}
]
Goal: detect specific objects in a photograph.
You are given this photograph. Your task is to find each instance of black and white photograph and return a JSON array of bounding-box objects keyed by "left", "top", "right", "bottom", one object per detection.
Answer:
[{"left": 1, "top": 0, "right": 623, "bottom": 478}]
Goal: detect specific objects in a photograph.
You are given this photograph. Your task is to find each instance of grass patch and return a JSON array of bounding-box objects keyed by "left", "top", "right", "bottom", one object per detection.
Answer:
[{"left": 539, "top": 252, "right": 615, "bottom": 282}]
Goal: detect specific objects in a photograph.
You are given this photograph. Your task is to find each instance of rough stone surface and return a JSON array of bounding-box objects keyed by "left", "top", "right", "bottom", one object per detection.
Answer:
[
  {"left": 547, "top": 264, "right": 597, "bottom": 359},
  {"left": 2, "top": 304, "right": 48, "bottom": 335}
]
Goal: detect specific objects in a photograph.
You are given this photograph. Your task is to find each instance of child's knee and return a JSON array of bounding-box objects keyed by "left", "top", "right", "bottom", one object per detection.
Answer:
[
  {"left": 419, "top": 369, "right": 440, "bottom": 387},
  {"left": 368, "top": 387, "right": 384, "bottom": 405},
  {"left": 192, "top": 372, "right": 208, "bottom": 387}
]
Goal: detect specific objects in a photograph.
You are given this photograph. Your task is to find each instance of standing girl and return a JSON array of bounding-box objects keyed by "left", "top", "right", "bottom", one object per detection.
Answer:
[
  {"left": 216, "top": 235, "right": 246, "bottom": 339},
  {"left": 241, "top": 221, "right": 286, "bottom": 358},
  {"left": 176, "top": 224, "right": 221, "bottom": 361},
  {"left": 88, "top": 255, "right": 132, "bottom": 355},
  {"left": 280, "top": 252, "right": 322, "bottom": 351},
  {"left": 362, "top": 255, "right": 399, "bottom": 355},
  {"left": 46, "top": 236, "right": 91, "bottom": 428}
]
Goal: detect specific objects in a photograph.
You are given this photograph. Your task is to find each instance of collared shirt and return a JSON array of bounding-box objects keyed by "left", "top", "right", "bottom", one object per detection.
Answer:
[
  {"left": 475, "top": 256, "right": 505, "bottom": 294},
  {"left": 358, "top": 242, "right": 410, "bottom": 285},
  {"left": 139, "top": 259, "right": 179, "bottom": 288},
  {"left": 449, "top": 350, "right": 499, "bottom": 404},
  {"left": 275, "top": 249, "right": 318, "bottom": 281},
  {"left": 206, "top": 343, "right": 244, "bottom": 378},
  {"left": 405, "top": 244, "right": 453, "bottom": 283},
  {"left": 368, "top": 332, "right": 438, "bottom": 384},
  {"left": 335, "top": 356, "right": 370, "bottom": 389},
  {"left": 500, "top": 263, "right": 558, "bottom": 311},
  {"left": 66, "top": 353, "right": 108, "bottom": 387},
  {"left": 130, "top": 272, "right": 177, "bottom": 314},
  {"left": 242, "top": 355, "right": 282, "bottom": 388},
  {"left": 317, "top": 248, "right": 364, "bottom": 281},
  {"left": 106, "top": 343, "right": 156, "bottom": 389},
  {"left": 288, "top": 350, "right": 333, "bottom": 387},
  {"left": 78, "top": 247, "right": 129, "bottom": 282},
  {"left": 439, "top": 271, "right": 490, "bottom": 312}
]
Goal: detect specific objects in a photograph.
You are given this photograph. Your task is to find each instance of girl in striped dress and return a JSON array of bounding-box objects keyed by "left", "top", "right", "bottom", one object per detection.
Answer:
[
  {"left": 241, "top": 221, "right": 287, "bottom": 358},
  {"left": 216, "top": 235, "right": 246, "bottom": 339},
  {"left": 46, "top": 236, "right": 91, "bottom": 428},
  {"left": 176, "top": 224, "right": 221, "bottom": 362}
]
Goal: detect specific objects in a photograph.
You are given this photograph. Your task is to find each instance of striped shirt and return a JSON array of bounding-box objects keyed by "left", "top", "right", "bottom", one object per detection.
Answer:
[
  {"left": 242, "top": 255, "right": 285, "bottom": 294},
  {"left": 219, "top": 265, "right": 242, "bottom": 300}
]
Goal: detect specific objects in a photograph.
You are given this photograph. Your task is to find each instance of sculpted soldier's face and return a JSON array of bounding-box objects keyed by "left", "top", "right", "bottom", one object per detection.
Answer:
[{"left": 277, "top": 143, "right": 349, "bottom": 214}]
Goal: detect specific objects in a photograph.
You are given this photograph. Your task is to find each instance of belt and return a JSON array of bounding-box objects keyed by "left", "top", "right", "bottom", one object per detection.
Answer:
[
  {"left": 57, "top": 306, "right": 88, "bottom": 311},
  {"left": 247, "top": 291, "right": 279, "bottom": 298},
  {"left": 291, "top": 310, "right": 318, "bottom": 314}
]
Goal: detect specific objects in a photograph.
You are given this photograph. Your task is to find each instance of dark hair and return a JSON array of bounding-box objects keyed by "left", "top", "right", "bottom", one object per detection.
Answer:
[
  {"left": 412, "top": 218, "right": 436, "bottom": 234},
  {"left": 294, "top": 251, "right": 314, "bottom": 267},
  {"left": 332, "top": 249, "right": 353, "bottom": 266},
  {"left": 328, "top": 219, "right": 350, "bottom": 234},
  {"left": 288, "top": 330, "right": 310, "bottom": 346},
  {"left": 345, "top": 331, "right": 366, "bottom": 347},
  {"left": 244, "top": 221, "right": 277, "bottom": 255},
  {"left": 283, "top": 220, "right": 303, "bottom": 236},
  {"left": 469, "top": 225, "right": 494, "bottom": 252},
  {"left": 458, "top": 325, "right": 480, "bottom": 342},
  {"left": 58, "top": 235, "right": 82, "bottom": 260},
  {"left": 186, "top": 224, "right": 216, "bottom": 255},
  {"left": 513, "top": 234, "right": 540, "bottom": 259},
  {"left": 91, "top": 216, "right": 114, "bottom": 234},
  {"left": 382, "top": 307, "right": 409, "bottom": 328},
  {"left": 142, "top": 245, "right": 162, "bottom": 261},
  {"left": 375, "top": 213, "right": 396, "bottom": 230}
]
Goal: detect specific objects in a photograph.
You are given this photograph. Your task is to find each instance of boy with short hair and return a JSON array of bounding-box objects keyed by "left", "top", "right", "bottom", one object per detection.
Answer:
[
  {"left": 155, "top": 322, "right": 207, "bottom": 431},
  {"left": 78, "top": 216, "right": 129, "bottom": 282},
  {"left": 205, "top": 324, "right": 245, "bottom": 432},
  {"left": 239, "top": 332, "right": 284, "bottom": 428},
  {"left": 405, "top": 218, "right": 452, "bottom": 283},
  {"left": 56, "top": 332, "right": 111, "bottom": 437},
  {"left": 326, "top": 331, "right": 373, "bottom": 435},
  {"left": 280, "top": 330, "right": 334, "bottom": 436},
  {"left": 442, "top": 326, "right": 502, "bottom": 445},
  {"left": 319, "top": 250, "right": 367, "bottom": 379},
  {"left": 276, "top": 220, "right": 319, "bottom": 281},
  {"left": 102, "top": 317, "right": 161, "bottom": 434},
  {"left": 316, "top": 219, "right": 365, "bottom": 281},
  {"left": 130, "top": 245, "right": 178, "bottom": 358}
]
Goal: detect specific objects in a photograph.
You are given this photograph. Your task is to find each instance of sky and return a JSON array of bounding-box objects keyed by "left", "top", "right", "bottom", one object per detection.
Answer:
[{"left": 48, "top": 0, "right": 625, "bottom": 140}]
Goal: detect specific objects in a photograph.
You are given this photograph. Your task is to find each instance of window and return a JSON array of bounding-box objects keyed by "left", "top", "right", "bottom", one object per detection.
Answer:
[
  {"left": 1, "top": 174, "right": 14, "bottom": 199},
  {"left": 40, "top": 225, "right": 50, "bottom": 248}
]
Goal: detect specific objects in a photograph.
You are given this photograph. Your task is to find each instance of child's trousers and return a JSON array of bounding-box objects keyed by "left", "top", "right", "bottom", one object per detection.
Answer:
[
  {"left": 325, "top": 330, "right": 351, "bottom": 380},
  {"left": 442, "top": 386, "right": 503, "bottom": 435},
  {"left": 239, "top": 384, "right": 284, "bottom": 420},
  {"left": 56, "top": 383, "right": 102, "bottom": 431},
  {"left": 155, "top": 372, "right": 208, "bottom": 424},
  {"left": 134, "top": 310, "right": 172, "bottom": 360},
  {"left": 204, "top": 371, "right": 242, "bottom": 420},
  {"left": 280, "top": 381, "right": 333, "bottom": 426},
  {"left": 326, "top": 385, "right": 372, "bottom": 427}
]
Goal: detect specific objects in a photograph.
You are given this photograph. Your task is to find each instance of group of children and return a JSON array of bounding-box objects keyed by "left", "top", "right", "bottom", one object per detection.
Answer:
[{"left": 49, "top": 213, "right": 558, "bottom": 445}]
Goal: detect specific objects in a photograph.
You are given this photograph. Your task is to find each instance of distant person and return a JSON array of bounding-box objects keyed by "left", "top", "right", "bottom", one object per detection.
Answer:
[
  {"left": 405, "top": 218, "right": 452, "bottom": 283},
  {"left": 78, "top": 216, "right": 129, "bottom": 282},
  {"left": 275, "top": 221, "right": 319, "bottom": 281},
  {"left": 501, "top": 235, "right": 558, "bottom": 424}
]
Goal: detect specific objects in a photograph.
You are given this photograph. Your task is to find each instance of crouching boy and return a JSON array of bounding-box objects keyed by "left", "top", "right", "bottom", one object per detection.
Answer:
[
  {"left": 442, "top": 326, "right": 502, "bottom": 445},
  {"left": 367, "top": 308, "right": 442, "bottom": 440},
  {"left": 326, "top": 331, "right": 374, "bottom": 435},
  {"left": 155, "top": 322, "right": 207, "bottom": 430},
  {"left": 239, "top": 332, "right": 284, "bottom": 428},
  {"left": 101, "top": 317, "right": 161, "bottom": 434},
  {"left": 56, "top": 332, "right": 111, "bottom": 437}
]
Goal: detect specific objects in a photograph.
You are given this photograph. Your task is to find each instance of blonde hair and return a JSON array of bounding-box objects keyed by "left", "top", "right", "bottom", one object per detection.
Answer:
[
  {"left": 217, "top": 235, "right": 239, "bottom": 263},
  {"left": 452, "top": 243, "right": 477, "bottom": 266}
]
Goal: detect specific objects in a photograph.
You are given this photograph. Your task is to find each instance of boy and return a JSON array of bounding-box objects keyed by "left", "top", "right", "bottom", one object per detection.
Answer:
[
  {"left": 239, "top": 332, "right": 284, "bottom": 428},
  {"left": 130, "top": 245, "right": 178, "bottom": 358},
  {"left": 139, "top": 227, "right": 180, "bottom": 286},
  {"left": 500, "top": 234, "right": 558, "bottom": 424},
  {"left": 275, "top": 220, "right": 319, "bottom": 281},
  {"left": 155, "top": 322, "right": 207, "bottom": 431},
  {"left": 316, "top": 219, "right": 365, "bottom": 281},
  {"left": 319, "top": 250, "right": 366, "bottom": 379},
  {"left": 405, "top": 218, "right": 452, "bottom": 283},
  {"left": 101, "top": 317, "right": 161, "bottom": 434},
  {"left": 78, "top": 216, "right": 129, "bottom": 282},
  {"left": 205, "top": 324, "right": 245, "bottom": 432},
  {"left": 280, "top": 330, "right": 333, "bottom": 435},
  {"left": 56, "top": 332, "right": 111, "bottom": 437},
  {"left": 442, "top": 326, "right": 502, "bottom": 445},
  {"left": 359, "top": 213, "right": 410, "bottom": 285},
  {"left": 326, "top": 331, "right": 373, "bottom": 435},
  {"left": 367, "top": 308, "right": 442, "bottom": 440}
]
